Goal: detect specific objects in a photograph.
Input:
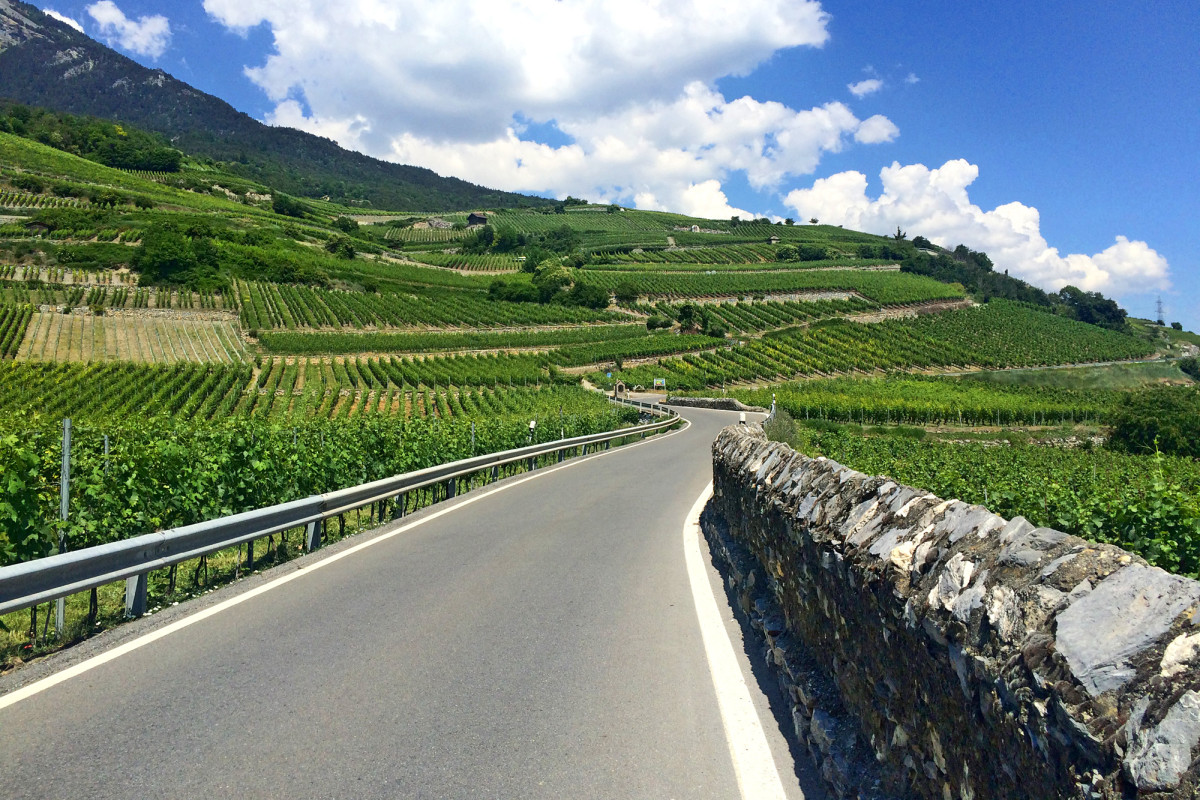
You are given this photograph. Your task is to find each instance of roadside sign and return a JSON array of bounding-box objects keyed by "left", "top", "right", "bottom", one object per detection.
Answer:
[{"left": 653, "top": 378, "right": 666, "bottom": 388}]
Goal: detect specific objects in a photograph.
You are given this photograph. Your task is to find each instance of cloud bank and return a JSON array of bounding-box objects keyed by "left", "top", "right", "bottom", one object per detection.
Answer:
[
  {"left": 785, "top": 160, "right": 1170, "bottom": 296},
  {"left": 86, "top": 1, "right": 171, "bottom": 59},
  {"left": 202, "top": 0, "right": 898, "bottom": 217}
]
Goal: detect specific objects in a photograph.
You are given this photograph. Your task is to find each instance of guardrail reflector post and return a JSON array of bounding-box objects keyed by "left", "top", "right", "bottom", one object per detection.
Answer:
[
  {"left": 306, "top": 520, "right": 322, "bottom": 552},
  {"left": 125, "top": 573, "right": 148, "bottom": 618}
]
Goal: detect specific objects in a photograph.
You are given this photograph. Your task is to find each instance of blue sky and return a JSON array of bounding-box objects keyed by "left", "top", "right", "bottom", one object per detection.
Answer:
[{"left": 33, "top": 1, "right": 1199, "bottom": 332}]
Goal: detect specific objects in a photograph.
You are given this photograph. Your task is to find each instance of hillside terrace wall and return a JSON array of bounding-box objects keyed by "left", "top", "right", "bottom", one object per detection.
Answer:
[{"left": 707, "top": 424, "right": 1200, "bottom": 799}]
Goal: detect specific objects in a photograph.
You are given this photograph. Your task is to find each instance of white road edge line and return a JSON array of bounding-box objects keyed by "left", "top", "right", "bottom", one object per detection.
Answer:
[
  {"left": 684, "top": 482, "right": 788, "bottom": 800},
  {"left": 0, "top": 419, "right": 689, "bottom": 711}
]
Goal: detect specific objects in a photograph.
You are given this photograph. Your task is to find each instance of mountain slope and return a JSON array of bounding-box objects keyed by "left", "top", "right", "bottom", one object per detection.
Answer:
[{"left": 0, "top": 0, "right": 550, "bottom": 211}]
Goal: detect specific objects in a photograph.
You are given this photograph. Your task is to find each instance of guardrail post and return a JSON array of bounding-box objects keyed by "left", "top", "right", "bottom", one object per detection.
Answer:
[
  {"left": 558, "top": 448, "right": 564, "bottom": 463},
  {"left": 125, "top": 573, "right": 148, "bottom": 617},
  {"left": 393, "top": 493, "right": 406, "bottom": 520},
  {"left": 446, "top": 478, "right": 456, "bottom": 499},
  {"left": 306, "top": 519, "right": 322, "bottom": 552}
]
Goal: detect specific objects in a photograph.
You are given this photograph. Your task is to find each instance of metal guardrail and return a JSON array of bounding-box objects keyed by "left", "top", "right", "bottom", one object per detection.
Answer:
[{"left": 0, "top": 399, "right": 678, "bottom": 618}]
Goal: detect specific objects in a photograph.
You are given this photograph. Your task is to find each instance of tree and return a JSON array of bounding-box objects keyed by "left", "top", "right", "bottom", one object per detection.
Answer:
[
  {"left": 325, "top": 236, "right": 356, "bottom": 259},
  {"left": 1055, "top": 285, "right": 1127, "bottom": 330},
  {"left": 912, "top": 235, "right": 933, "bottom": 249},
  {"left": 133, "top": 225, "right": 196, "bottom": 284},
  {"left": 1107, "top": 387, "right": 1200, "bottom": 458},
  {"left": 533, "top": 265, "right": 572, "bottom": 301},
  {"left": 614, "top": 280, "right": 639, "bottom": 303},
  {"left": 676, "top": 303, "right": 700, "bottom": 331},
  {"left": 784, "top": 218, "right": 795, "bottom": 226},
  {"left": 564, "top": 282, "right": 609, "bottom": 309},
  {"left": 332, "top": 216, "right": 359, "bottom": 234},
  {"left": 646, "top": 315, "right": 672, "bottom": 330},
  {"left": 1171, "top": 322, "right": 1183, "bottom": 331},
  {"left": 272, "top": 193, "right": 306, "bottom": 218},
  {"left": 809, "top": 218, "right": 819, "bottom": 225},
  {"left": 893, "top": 226, "right": 907, "bottom": 241}
]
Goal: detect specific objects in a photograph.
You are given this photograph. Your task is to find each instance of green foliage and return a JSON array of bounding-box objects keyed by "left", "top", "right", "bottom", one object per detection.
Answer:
[
  {"left": 1054, "top": 285, "right": 1128, "bottom": 331},
  {"left": 259, "top": 324, "right": 648, "bottom": 355},
  {"left": 324, "top": 235, "right": 356, "bottom": 259},
  {"left": 734, "top": 376, "right": 1116, "bottom": 427},
  {"left": 272, "top": 193, "right": 307, "bottom": 218},
  {"left": 1107, "top": 387, "right": 1200, "bottom": 458},
  {"left": 614, "top": 280, "right": 639, "bottom": 303},
  {"left": 0, "top": 391, "right": 635, "bottom": 567},
  {"left": 332, "top": 216, "right": 359, "bottom": 234},
  {"left": 763, "top": 420, "right": 1200, "bottom": 577},
  {"left": 606, "top": 302, "right": 1153, "bottom": 391},
  {"left": 1179, "top": 357, "right": 1199, "bottom": 381},
  {"left": 132, "top": 224, "right": 222, "bottom": 288},
  {"left": 561, "top": 281, "right": 608, "bottom": 309},
  {"left": 0, "top": 305, "right": 33, "bottom": 358},
  {"left": 0, "top": 101, "right": 181, "bottom": 172}
]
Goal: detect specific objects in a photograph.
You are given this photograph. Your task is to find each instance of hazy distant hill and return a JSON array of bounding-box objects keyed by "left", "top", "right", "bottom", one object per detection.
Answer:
[{"left": 0, "top": 0, "right": 550, "bottom": 211}]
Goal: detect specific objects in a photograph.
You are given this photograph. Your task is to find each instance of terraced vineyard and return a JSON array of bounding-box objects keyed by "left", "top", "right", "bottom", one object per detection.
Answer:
[
  {"left": 731, "top": 376, "right": 1119, "bottom": 427},
  {"left": 0, "top": 303, "right": 32, "bottom": 357},
  {"left": 259, "top": 323, "right": 649, "bottom": 355},
  {"left": 649, "top": 296, "right": 879, "bottom": 333},
  {"left": 578, "top": 268, "right": 964, "bottom": 303},
  {"left": 16, "top": 313, "right": 248, "bottom": 363},
  {"left": 0, "top": 357, "right": 581, "bottom": 422},
  {"left": 235, "top": 281, "right": 627, "bottom": 330},
  {"left": 604, "top": 302, "right": 1156, "bottom": 390}
]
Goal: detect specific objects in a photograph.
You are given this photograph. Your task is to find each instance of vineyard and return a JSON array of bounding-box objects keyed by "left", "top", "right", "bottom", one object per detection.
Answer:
[
  {"left": 235, "top": 280, "right": 627, "bottom": 331},
  {"left": 732, "top": 376, "right": 1120, "bottom": 427},
  {"left": 15, "top": 313, "right": 248, "bottom": 363},
  {"left": 0, "top": 282, "right": 227, "bottom": 310},
  {"left": 650, "top": 296, "right": 879, "bottom": 334},
  {"left": 604, "top": 302, "right": 1157, "bottom": 390},
  {"left": 0, "top": 303, "right": 32, "bottom": 357},
  {"left": 770, "top": 422, "right": 1200, "bottom": 577},
  {"left": 0, "top": 190, "right": 88, "bottom": 209},
  {"left": 0, "top": 390, "right": 638, "bottom": 569},
  {"left": 407, "top": 251, "right": 524, "bottom": 272},
  {"left": 578, "top": 268, "right": 965, "bottom": 303},
  {"left": 384, "top": 226, "right": 472, "bottom": 244},
  {"left": 258, "top": 323, "right": 648, "bottom": 355},
  {"left": 0, "top": 351, "right": 579, "bottom": 422}
]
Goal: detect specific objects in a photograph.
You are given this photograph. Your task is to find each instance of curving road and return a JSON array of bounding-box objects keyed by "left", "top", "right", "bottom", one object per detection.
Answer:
[{"left": 0, "top": 405, "right": 824, "bottom": 799}]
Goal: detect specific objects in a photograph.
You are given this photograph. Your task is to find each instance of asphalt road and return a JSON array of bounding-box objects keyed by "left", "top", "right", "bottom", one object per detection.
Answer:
[{"left": 0, "top": 405, "right": 824, "bottom": 799}]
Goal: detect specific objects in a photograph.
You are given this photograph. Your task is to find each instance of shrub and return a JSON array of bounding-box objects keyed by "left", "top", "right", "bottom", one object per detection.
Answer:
[{"left": 1107, "top": 387, "right": 1200, "bottom": 458}]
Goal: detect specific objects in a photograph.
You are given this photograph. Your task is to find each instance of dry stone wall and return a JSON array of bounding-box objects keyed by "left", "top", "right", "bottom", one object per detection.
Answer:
[{"left": 708, "top": 424, "right": 1200, "bottom": 799}]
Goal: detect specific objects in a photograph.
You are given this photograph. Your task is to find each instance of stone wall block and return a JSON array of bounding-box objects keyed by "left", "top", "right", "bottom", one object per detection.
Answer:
[{"left": 708, "top": 424, "right": 1200, "bottom": 799}]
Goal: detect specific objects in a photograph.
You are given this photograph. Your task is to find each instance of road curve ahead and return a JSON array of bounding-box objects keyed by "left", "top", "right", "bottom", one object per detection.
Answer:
[{"left": 0, "top": 406, "right": 821, "bottom": 799}]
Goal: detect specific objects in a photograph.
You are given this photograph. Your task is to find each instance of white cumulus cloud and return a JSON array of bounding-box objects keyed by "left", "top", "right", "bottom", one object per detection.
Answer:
[
  {"left": 202, "top": 0, "right": 904, "bottom": 209},
  {"left": 86, "top": 1, "right": 171, "bottom": 59},
  {"left": 43, "top": 8, "right": 84, "bottom": 32},
  {"left": 784, "top": 160, "right": 1171, "bottom": 296},
  {"left": 847, "top": 78, "right": 883, "bottom": 98}
]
